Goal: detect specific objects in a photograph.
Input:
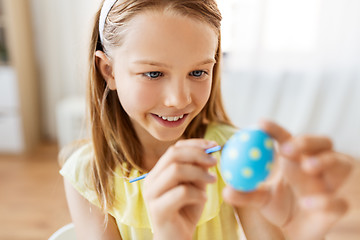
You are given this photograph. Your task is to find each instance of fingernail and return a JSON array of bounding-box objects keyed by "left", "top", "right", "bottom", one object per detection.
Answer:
[
  {"left": 304, "top": 157, "right": 319, "bottom": 170},
  {"left": 281, "top": 143, "right": 294, "bottom": 155},
  {"left": 300, "top": 197, "right": 316, "bottom": 209},
  {"left": 208, "top": 173, "right": 217, "bottom": 182},
  {"left": 300, "top": 196, "right": 324, "bottom": 209}
]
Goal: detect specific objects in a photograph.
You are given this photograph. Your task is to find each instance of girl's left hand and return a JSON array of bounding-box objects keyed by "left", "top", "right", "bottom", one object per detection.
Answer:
[{"left": 223, "top": 119, "right": 354, "bottom": 240}]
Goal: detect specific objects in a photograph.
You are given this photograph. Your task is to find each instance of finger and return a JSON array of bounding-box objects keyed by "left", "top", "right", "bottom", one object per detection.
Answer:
[
  {"left": 299, "top": 195, "right": 348, "bottom": 215},
  {"left": 258, "top": 119, "right": 302, "bottom": 161},
  {"left": 322, "top": 153, "right": 353, "bottom": 192},
  {"left": 300, "top": 152, "right": 353, "bottom": 193},
  {"left": 301, "top": 151, "right": 336, "bottom": 175},
  {"left": 223, "top": 181, "right": 295, "bottom": 227},
  {"left": 258, "top": 119, "right": 293, "bottom": 144},
  {"left": 175, "top": 138, "right": 218, "bottom": 149},
  {"left": 154, "top": 139, "right": 218, "bottom": 170},
  {"left": 149, "top": 144, "right": 218, "bottom": 179},
  {"left": 302, "top": 151, "right": 352, "bottom": 175},
  {"left": 282, "top": 135, "right": 333, "bottom": 159},
  {"left": 222, "top": 185, "right": 271, "bottom": 208},
  {"left": 285, "top": 196, "right": 348, "bottom": 239},
  {"left": 327, "top": 198, "right": 348, "bottom": 219},
  {"left": 149, "top": 163, "right": 216, "bottom": 198},
  {"left": 295, "top": 135, "right": 333, "bottom": 154},
  {"left": 152, "top": 184, "right": 208, "bottom": 215}
]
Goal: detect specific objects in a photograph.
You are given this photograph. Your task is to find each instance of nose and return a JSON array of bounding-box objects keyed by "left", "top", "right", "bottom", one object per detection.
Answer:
[{"left": 163, "top": 77, "right": 191, "bottom": 109}]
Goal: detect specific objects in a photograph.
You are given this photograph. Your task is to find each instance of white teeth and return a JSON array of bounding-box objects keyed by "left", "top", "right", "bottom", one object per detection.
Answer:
[{"left": 158, "top": 114, "right": 184, "bottom": 122}]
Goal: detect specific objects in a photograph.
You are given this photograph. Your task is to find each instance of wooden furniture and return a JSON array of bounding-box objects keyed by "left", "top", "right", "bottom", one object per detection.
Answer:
[{"left": 0, "top": 0, "right": 40, "bottom": 153}]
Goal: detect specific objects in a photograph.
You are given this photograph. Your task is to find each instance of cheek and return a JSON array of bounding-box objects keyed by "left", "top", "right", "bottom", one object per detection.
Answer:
[
  {"left": 193, "top": 80, "right": 212, "bottom": 107},
  {"left": 115, "top": 79, "right": 158, "bottom": 114}
]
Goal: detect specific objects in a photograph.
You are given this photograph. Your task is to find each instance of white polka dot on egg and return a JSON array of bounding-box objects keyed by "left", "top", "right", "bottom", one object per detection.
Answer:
[
  {"left": 240, "top": 133, "right": 250, "bottom": 142},
  {"left": 241, "top": 167, "right": 253, "bottom": 178},
  {"left": 249, "top": 148, "right": 261, "bottom": 160},
  {"left": 228, "top": 148, "right": 239, "bottom": 160},
  {"left": 265, "top": 138, "right": 274, "bottom": 150}
]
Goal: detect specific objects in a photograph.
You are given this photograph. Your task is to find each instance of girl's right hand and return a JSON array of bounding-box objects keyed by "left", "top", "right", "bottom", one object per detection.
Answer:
[{"left": 142, "top": 139, "right": 218, "bottom": 240}]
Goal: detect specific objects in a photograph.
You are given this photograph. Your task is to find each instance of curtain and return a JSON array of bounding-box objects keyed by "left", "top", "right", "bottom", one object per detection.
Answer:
[
  {"left": 29, "top": 0, "right": 99, "bottom": 139},
  {"left": 29, "top": 0, "right": 360, "bottom": 157},
  {"left": 219, "top": 0, "right": 360, "bottom": 158}
]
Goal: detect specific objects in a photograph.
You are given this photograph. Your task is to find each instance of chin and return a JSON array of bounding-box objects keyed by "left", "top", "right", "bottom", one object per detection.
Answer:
[
  {"left": 153, "top": 131, "right": 184, "bottom": 142},
  {"left": 150, "top": 126, "right": 187, "bottom": 142}
]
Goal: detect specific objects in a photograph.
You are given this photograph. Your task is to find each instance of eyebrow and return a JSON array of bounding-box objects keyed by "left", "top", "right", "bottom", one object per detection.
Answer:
[
  {"left": 197, "top": 59, "right": 217, "bottom": 65},
  {"left": 132, "top": 58, "right": 216, "bottom": 68}
]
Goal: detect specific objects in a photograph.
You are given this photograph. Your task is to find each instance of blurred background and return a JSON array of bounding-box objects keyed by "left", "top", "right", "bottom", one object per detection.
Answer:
[
  {"left": 1, "top": 0, "right": 360, "bottom": 157},
  {"left": 0, "top": 0, "right": 359, "bottom": 239}
]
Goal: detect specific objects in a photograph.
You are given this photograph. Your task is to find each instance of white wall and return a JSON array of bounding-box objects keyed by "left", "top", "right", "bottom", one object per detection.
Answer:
[
  {"left": 29, "top": 0, "right": 99, "bottom": 140},
  {"left": 218, "top": 0, "right": 360, "bottom": 158},
  {"left": 221, "top": 69, "right": 360, "bottom": 158},
  {"left": 28, "top": 0, "right": 360, "bottom": 158}
]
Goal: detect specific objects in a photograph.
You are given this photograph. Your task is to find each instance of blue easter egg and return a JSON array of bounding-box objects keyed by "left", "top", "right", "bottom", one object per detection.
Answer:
[{"left": 220, "top": 128, "right": 275, "bottom": 191}]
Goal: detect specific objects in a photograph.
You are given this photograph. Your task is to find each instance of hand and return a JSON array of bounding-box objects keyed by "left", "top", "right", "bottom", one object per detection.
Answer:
[
  {"left": 223, "top": 119, "right": 353, "bottom": 240},
  {"left": 143, "top": 139, "right": 218, "bottom": 240}
]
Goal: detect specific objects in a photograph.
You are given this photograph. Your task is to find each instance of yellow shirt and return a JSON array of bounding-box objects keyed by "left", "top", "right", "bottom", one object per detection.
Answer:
[{"left": 60, "top": 123, "right": 246, "bottom": 239}]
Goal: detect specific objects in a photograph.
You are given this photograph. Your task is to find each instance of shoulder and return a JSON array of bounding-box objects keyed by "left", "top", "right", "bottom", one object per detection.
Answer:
[
  {"left": 60, "top": 142, "right": 99, "bottom": 205},
  {"left": 60, "top": 142, "right": 93, "bottom": 180},
  {"left": 204, "top": 122, "right": 238, "bottom": 146}
]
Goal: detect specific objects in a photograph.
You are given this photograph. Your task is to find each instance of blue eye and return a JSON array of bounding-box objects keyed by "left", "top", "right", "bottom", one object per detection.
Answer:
[
  {"left": 190, "top": 70, "right": 207, "bottom": 77},
  {"left": 144, "top": 71, "right": 163, "bottom": 79}
]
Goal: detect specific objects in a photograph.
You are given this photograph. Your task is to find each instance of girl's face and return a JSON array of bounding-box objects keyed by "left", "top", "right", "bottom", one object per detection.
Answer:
[{"left": 111, "top": 11, "right": 218, "bottom": 144}]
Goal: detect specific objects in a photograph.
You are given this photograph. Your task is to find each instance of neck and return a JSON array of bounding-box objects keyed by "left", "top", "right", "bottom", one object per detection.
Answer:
[
  {"left": 141, "top": 136, "right": 178, "bottom": 172},
  {"left": 132, "top": 125, "right": 179, "bottom": 171}
]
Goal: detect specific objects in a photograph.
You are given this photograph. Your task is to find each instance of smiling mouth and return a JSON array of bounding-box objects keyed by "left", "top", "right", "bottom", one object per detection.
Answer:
[{"left": 156, "top": 114, "right": 185, "bottom": 122}]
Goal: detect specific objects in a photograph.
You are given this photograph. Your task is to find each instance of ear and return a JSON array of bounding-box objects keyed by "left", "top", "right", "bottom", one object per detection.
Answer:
[{"left": 95, "top": 50, "right": 116, "bottom": 90}]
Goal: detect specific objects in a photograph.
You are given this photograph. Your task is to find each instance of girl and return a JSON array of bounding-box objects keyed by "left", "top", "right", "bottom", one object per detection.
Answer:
[{"left": 60, "top": 0, "right": 353, "bottom": 239}]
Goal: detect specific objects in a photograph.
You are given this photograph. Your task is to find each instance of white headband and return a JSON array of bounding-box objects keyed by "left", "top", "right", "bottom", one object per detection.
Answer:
[{"left": 99, "top": 0, "right": 118, "bottom": 44}]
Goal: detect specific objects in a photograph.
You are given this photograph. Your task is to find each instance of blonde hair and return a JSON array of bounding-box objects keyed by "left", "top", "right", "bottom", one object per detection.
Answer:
[{"left": 88, "top": 0, "right": 232, "bottom": 212}]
